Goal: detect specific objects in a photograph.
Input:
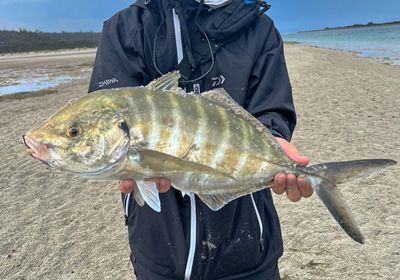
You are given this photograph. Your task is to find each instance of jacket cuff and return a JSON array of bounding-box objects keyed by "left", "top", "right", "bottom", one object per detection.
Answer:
[{"left": 256, "top": 113, "right": 292, "bottom": 142}]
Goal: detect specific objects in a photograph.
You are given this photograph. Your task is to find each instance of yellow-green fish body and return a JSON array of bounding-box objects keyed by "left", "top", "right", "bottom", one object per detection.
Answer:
[{"left": 24, "top": 72, "right": 396, "bottom": 244}]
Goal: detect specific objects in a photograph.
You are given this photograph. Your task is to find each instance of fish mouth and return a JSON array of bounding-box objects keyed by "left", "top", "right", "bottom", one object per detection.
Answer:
[{"left": 23, "top": 135, "right": 53, "bottom": 163}]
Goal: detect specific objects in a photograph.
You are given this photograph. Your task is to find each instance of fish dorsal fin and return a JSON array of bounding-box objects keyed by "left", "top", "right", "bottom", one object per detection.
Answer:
[
  {"left": 201, "top": 88, "right": 278, "bottom": 143},
  {"left": 200, "top": 88, "right": 287, "bottom": 163},
  {"left": 146, "top": 71, "right": 183, "bottom": 93}
]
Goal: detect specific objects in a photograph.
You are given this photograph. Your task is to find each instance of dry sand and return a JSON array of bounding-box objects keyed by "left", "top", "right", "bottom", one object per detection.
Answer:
[{"left": 0, "top": 45, "right": 399, "bottom": 279}]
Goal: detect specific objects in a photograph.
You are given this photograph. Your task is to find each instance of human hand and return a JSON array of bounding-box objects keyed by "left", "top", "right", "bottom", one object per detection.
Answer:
[
  {"left": 272, "top": 137, "right": 313, "bottom": 202},
  {"left": 119, "top": 177, "right": 171, "bottom": 193}
]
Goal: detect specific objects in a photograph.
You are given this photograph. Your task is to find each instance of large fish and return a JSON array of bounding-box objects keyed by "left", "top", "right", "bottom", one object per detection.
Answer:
[{"left": 24, "top": 72, "right": 396, "bottom": 244}]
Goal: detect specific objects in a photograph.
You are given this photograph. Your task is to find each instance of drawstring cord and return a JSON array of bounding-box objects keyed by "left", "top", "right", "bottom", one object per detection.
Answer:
[
  {"left": 152, "top": 16, "right": 166, "bottom": 76},
  {"left": 152, "top": 0, "right": 215, "bottom": 84},
  {"left": 179, "top": 0, "right": 215, "bottom": 84}
]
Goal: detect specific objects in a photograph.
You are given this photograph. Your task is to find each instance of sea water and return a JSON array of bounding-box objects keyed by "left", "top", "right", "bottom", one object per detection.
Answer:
[
  {"left": 0, "top": 75, "right": 74, "bottom": 96},
  {"left": 283, "top": 24, "right": 400, "bottom": 65}
]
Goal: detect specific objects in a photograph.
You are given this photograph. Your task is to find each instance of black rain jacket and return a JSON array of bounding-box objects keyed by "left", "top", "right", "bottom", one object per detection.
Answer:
[{"left": 88, "top": 0, "right": 296, "bottom": 279}]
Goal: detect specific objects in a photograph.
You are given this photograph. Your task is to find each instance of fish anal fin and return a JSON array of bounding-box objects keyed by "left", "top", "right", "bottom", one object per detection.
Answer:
[
  {"left": 197, "top": 192, "right": 240, "bottom": 211},
  {"left": 198, "top": 179, "right": 282, "bottom": 210}
]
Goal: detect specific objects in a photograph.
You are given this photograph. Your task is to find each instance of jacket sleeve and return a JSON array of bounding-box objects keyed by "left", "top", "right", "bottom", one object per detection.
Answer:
[
  {"left": 88, "top": 11, "right": 149, "bottom": 93},
  {"left": 245, "top": 21, "right": 296, "bottom": 141}
]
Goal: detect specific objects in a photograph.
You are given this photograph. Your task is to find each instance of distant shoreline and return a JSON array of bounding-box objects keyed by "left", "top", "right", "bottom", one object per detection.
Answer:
[
  {"left": 299, "top": 20, "right": 400, "bottom": 33},
  {"left": 0, "top": 30, "right": 101, "bottom": 54}
]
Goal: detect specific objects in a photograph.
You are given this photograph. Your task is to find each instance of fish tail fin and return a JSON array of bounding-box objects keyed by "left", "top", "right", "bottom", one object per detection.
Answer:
[{"left": 307, "top": 159, "right": 396, "bottom": 244}]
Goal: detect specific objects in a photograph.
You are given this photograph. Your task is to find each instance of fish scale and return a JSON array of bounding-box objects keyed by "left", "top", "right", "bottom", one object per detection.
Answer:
[
  {"left": 234, "top": 118, "right": 252, "bottom": 177},
  {"left": 144, "top": 91, "right": 162, "bottom": 150},
  {"left": 145, "top": 91, "right": 196, "bottom": 157},
  {"left": 164, "top": 93, "right": 183, "bottom": 156},
  {"left": 190, "top": 96, "right": 209, "bottom": 162}
]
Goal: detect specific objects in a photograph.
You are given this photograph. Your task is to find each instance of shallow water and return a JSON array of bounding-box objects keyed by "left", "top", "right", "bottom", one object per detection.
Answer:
[
  {"left": 283, "top": 24, "right": 400, "bottom": 65},
  {"left": 0, "top": 75, "right": 74, "bottom": 96}
]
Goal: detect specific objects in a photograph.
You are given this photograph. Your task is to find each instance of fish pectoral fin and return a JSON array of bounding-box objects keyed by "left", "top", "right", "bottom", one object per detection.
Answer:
[
  {"left": 136, "top": 180, "right": 161, "bottom": 212},
  {"left": 197, "top": 192, "right": 240, "bottom": 211},
  {"left": 133, "top": 186, "right": 145, "bottom": 207},
  {"left": 128, "top": 146, "right": 235, "bottom": 180}
]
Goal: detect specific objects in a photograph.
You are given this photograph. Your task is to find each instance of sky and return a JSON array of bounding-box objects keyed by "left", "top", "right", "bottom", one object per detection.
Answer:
[{"left": 0, "top": 0, "right": 399, "bottom": 34}]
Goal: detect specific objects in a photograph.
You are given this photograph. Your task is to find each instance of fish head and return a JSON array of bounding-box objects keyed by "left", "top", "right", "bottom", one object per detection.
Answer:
[{"left": 24, "top": 101, "right": 130, "bottom": 177}]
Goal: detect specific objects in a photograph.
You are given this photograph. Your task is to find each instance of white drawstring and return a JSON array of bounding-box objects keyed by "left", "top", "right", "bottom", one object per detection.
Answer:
[
  {"left": 124, "top": 192, "right": 131, "bottom": 217},
  {"left": 250, "top": 194, "right": 264, "bottom": 246},
  {"left": 173, "top": 8, "right": 184, "bottom": 64},
  {"left": 184, "top": 193, "right": 197, "bottom": 280}
]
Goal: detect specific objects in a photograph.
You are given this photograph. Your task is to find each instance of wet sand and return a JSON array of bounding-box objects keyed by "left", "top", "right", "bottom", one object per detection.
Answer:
[
  {"left": 0, "top": 49, "right": 97, "bottom": 67},
  {"left": 0, "top": 45, "right": 399, "bottom": 279}
]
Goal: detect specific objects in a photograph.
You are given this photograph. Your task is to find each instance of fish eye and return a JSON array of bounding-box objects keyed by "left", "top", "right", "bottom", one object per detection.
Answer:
[{"left": 67, "top": 126, "right": 80, "bottom": 137}]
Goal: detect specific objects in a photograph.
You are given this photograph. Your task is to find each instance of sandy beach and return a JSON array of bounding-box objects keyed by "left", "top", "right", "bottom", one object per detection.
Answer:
[{"left": 0, "top": 45, "right": 399, "bottom": 279}]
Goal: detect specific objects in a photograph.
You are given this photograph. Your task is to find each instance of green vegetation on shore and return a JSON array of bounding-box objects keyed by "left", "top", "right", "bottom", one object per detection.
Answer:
[
  {"left": 0, "top": 29, "right": 101, "bottom": 54},
  {"left": 300, "top": 20, "right": 400, "bottom": 33}
]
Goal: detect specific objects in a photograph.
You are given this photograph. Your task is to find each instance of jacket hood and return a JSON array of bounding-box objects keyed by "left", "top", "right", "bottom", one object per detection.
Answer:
[{"left": 133, "top": 0, "right": 262, "bottom": 41}]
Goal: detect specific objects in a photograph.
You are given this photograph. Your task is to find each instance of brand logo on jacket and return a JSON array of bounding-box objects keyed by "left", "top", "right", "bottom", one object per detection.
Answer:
[
  {"left": 211, "top": 75, "right": 225, "bottom": 87},
  {"left": 98, "top": 77, "right": 119, "bottom": 88}
]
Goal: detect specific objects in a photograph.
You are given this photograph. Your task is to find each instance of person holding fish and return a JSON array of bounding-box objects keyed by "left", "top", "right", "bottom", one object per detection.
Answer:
[
  {"left": 23, "top": 0, "right": 395, "bottom": 278},
  {"left": 22, "top": 0, "right": 398, "bottom": 277},
  {"left": 87, "top": 0, "right": 312, "bottom": 279}
]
